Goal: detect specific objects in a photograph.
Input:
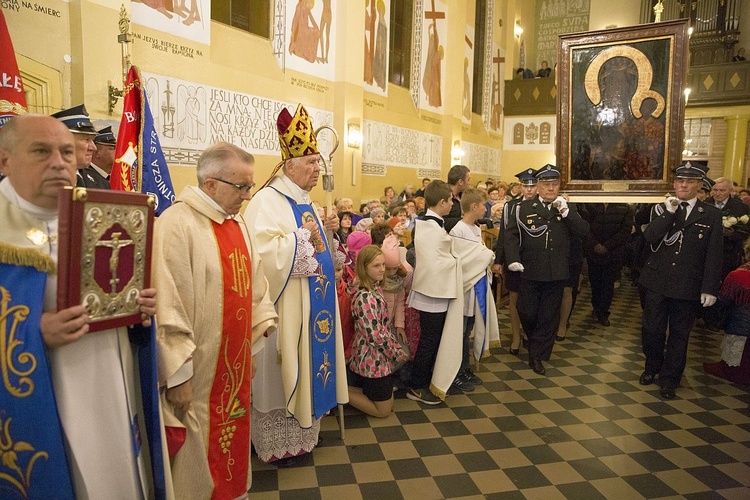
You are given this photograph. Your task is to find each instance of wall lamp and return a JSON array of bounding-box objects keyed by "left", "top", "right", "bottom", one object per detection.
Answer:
[
  {"left": 514, "top": 21, "right": 523, "bottom": 38},
  {"left": 347, "top": 123, "right": 362, "bottom": 149},
  {"left": 452, "top": 140, "right": 465, "bottom": 162}
]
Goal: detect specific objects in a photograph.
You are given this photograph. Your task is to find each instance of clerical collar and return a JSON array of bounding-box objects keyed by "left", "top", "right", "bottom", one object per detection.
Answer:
[
  {"left": 191, "top": 185, "right": 232, "bottom": 219},
  {"left": 279, "top": 174, "right": 311, "bottom": 204},
  {"left": 0, "top": 178, "right": 58, "bottom": 222},
  {"left": 90, "top": 163, "right": 109, "bottom": 179}
]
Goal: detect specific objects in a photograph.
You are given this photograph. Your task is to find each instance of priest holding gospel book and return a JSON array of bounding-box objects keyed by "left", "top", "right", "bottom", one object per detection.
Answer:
[{"left": 0, "top": 115, "right": 168, "bottom": 499}]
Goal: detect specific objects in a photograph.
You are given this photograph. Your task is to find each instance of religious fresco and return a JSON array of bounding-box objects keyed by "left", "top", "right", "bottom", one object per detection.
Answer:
[
  {"left": 142, "top": 72, "right": 333, "bottom": 165},
  {"left": 419, "top": 0, "right": 447, "bottom": 112},
  {"left": 131, "top": 0, "right": 210, "bottom": 45},
  {"left": 462, "top": 25, "right": 474, "bottom": 125},
  {"left": 488, "top": 43, "right": 505, "bottom": 135},
  {"left": 362, "top": 119, "right": 442, "bottom": 173},
  {"left": 364, "top": 0, "right": 390, "bottom": 97},
  {"left": 282, "top": 0, "right": 337, "bottom": 81},
  {"left": 535, "top": 0, "right": 590, "bottom": 70},
  {"left": 503, "top": 116, "right": 555, "bottom": 151}
]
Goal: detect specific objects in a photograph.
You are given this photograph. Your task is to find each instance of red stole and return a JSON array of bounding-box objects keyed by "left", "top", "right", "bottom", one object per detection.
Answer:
[{"left": 208, "top": 219, "right": 253, "bottom": 500}]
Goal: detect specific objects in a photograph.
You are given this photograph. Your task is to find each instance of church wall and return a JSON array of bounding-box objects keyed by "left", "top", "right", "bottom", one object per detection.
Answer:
[{"left": 7, "top": 0, "right": 513, "bottom": 208}]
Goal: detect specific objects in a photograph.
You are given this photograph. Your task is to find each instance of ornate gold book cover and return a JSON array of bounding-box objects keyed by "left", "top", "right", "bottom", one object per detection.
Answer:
[{"left": 57, "top": 187, "right": 155, "bottom": 333}]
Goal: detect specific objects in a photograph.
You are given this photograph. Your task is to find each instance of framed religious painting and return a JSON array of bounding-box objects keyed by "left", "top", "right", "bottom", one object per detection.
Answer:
[
  {"left": 556, "top": 19, "right": 690, "bottom": 198},
  {"left": 57, "top": 187, "right": 155, "bottom": 333}
]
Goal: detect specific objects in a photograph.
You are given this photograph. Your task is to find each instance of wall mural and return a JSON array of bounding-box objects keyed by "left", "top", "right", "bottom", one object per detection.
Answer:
[
  {"left": 131, "top": 0, "right": 210, "bottom": 45},
  {"left": 419, "top": 0, "right": 447, "bottom": 113},
  {"left": 364, "top": 0, "right": 390, "bottom": 97},
  {"left": 462, "top": 25, "right": 474, "bottom": 125},
  {"left": 535, "top": 0, "right": 590, "bottom": 70},
  {"left": 489, "top": 43, "right": 505, "bottom": 135},
  {"left": 142, "top": 72, "right": 333, "bottom": 165},
  {"left": 281, "top": 0, "right": 337, "bottom": 81},
  {"left": 362, "top": 119, "right": 442, "bottom": 175},
  {"left": 503, "top": 116, "right": 555, "bottom": 151}
]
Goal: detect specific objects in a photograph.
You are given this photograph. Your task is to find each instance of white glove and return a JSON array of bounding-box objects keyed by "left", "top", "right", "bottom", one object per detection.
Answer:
[
  {"left": 664, "top": 196, "right": 679, "bottom": 213},
  {"left": 700, "top": 294, "right": 717, "bottom": 308},
  {"left": 507, "top": 262, "right": 524, "bottom": 272},
  {"left": 553, "top": 196, "right": 569, "bottom": 217}
]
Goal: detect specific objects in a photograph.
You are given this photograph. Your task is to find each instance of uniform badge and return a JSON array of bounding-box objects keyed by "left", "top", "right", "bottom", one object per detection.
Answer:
[
  {"left": 527, "top": 219, "right": 533, "bottom": 225},
  {"left": 26, "top": 228, "right": 48, "bottom": 246},
  {"left": 699, "top": 234, "right": 704, "bottom": 239},
  {"left": 531, "top": 225, "right": 536, "bottom": 229},
  {"left": 557, "top": 216, "right": 562, "bottom": 221},
  {"left": 698, "top": 207, "right": 705, "bottom": 213}
]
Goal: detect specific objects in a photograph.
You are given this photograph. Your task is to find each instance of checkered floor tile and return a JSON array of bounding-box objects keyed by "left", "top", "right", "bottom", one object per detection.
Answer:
[{"left": 249, "top": 279, "right": 750, "bottom": 499}]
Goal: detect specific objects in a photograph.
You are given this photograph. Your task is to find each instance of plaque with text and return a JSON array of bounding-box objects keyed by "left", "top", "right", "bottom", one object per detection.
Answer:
[{"left": 57, "top": 187, "right": 155, "bottom": 333}]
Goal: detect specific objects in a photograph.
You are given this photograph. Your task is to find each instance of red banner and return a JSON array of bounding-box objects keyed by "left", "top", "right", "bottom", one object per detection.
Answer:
[
  {"left": 111, "top": 66, "right": 141, "bottom": 192},
  {"left": 0, "top": 8, "right": 28, "bottom": 126}
]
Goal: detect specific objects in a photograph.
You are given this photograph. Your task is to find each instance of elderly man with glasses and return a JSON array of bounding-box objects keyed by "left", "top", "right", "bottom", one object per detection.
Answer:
[{"left": 153, "top": 142, "right": 278, "bottom": 499}]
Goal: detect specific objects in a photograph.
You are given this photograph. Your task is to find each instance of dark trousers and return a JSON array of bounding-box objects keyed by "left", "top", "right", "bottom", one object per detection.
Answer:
[
  {"left": 589, "top": 260, "right": 618, "bottom": 316},
  {"left": 517, "top": 279, "right": 565, "bottom": 361},
  {"left": 639, "top": 286, "right": 698, "bottom": 389},
  {"left": 409, "top": 310, "right": 447, "bottom": 389},
  {"left": 460, "top": 315, "right": 476, "bottom": 374}
]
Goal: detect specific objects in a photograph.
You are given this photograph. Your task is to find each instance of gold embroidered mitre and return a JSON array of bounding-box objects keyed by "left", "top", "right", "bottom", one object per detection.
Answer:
[{"left": 277, "top": 104, "right": 319, "bottom": 160}]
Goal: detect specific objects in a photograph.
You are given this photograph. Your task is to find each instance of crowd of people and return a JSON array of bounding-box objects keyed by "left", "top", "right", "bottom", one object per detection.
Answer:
[{"left": 1, "top": 102, "right": 749, "bottom": 498}]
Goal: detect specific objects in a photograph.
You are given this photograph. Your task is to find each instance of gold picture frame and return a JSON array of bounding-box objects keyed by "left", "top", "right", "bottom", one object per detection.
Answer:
[{"left": 556, "top": 20, "right": 690, "bottom": 198}]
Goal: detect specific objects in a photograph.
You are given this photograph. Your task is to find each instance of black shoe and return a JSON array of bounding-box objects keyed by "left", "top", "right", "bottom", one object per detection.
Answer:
[
  {"left": 660, "top": 387, "right": 676, "bottom": 399},
  {"left": 639, "top": 371, "right": 655, "bottom": 386},
  {"left": 600, "top": 316, "right": 611, "bottom": 327},
  {"left": 451, "top": 376, "right": 475, "bottom": 393},
  {"left": 556, "top": 335, "right": 566, "bottom": 342},
  {"left": 463, "top": 370, "right": 483, "bottom": 386},
  {"left": 406, "top": 388, "right": 442, "bottom": 405},
  {"left": 509, "top": 347, "right": 520, "bottom": 356},
  {"left": 529, "top": 358, "right": 546, "bottom": 375}
]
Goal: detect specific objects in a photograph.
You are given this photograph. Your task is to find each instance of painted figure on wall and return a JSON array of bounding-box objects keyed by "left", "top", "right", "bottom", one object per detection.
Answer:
[
  {"left": 136, "top": 0, "right": 201, "bottom": 26},
  {"left": 318, "top": 0, "right": 332, "bottom": 63},
  {"left": 462, "top": 57, "right": 471, "bottom": 120},
  {"left": 177, "top": 85, "right": 206, "bottom": 145},
  {"left": 289, "top": 0, "right": 321, "bottom": 63},
  {"left": 364, "top": 0, "right": 375, "bottom": 84},
  {"left": 422, "top": 23, "right": 443, "bottom": 107},
  {"left": 372, "top": 0, "right": 387, "bottom": 90}
]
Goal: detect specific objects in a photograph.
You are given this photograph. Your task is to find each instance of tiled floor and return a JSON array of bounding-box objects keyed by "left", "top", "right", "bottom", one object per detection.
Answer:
[{"left": 250, "top": 280, "right": 750, "bottom": 499}]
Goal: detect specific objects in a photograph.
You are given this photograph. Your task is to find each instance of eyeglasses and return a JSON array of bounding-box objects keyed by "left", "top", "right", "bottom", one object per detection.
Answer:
[{"left": 210, "top": 177, "right": 256, "bottom": 194}]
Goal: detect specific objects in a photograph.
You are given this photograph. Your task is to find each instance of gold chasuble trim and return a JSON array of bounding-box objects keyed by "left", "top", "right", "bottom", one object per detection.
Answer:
[{"left": 0, "top": 243, "right": 55, "bottom": 275}]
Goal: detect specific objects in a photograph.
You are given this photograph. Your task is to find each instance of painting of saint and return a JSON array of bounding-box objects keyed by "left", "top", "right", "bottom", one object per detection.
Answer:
[
  {"left": 132, "top": 0, "right": 209, "bottom": 44},
  {"left": 283, "top": 0, "right": 337, "bottom": 81},
  {"left": 289, "top": 0, "right": 321, "bottom": 63},
  {"left": 364, "top": 0, "right": 389, "bottom": 96},
  {"left": 570, "top": 39, "right": 670, "bottom": 182},
  {"left": 372, "top": 0, "right": 388, "bottom": 90},
  {"left": 422, "top": 22, "right": 443, "bottom": 108}
]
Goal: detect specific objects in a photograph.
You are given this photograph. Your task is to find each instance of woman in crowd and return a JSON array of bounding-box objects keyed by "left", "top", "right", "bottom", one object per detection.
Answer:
[
  {"left": 703, "top": 240, "right": 750, "bottom": 385},
  {"left": 337, "top": 211, "right": 354, "bottom": 244}
]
